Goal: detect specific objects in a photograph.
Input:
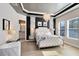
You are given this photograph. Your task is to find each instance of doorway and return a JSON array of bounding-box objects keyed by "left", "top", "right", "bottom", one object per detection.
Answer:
[{"left": 19, "top": 20, "right": 26, "bottom": 40}]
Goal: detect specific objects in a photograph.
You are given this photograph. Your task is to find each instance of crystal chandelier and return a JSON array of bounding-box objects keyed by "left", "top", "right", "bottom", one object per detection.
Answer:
[{"left": 43, "top": 13, "right": 51, "bottom": 21}]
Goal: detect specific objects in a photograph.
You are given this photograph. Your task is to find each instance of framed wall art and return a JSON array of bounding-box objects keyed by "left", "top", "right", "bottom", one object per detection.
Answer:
[
  {"left": 3, "top": 19, "right": 10, "bottom": 30},
  {"left": 37, "top": 22, "right": 42, "bottom": 26},
  {"left": 43, "top": 22, "right": 47, "bottom": 26}
]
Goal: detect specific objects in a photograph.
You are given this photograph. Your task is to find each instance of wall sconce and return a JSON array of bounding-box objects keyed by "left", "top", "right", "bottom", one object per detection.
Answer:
[
  {"left": 8, "top": 29, "right": 16, "bottom": 35},
  {"left": 7, "top": 26, "right": 16, "bottom": 41}
]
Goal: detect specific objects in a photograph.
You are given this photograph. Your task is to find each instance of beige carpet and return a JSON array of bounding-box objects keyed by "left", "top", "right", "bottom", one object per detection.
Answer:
[{"left": 42, "top": 51, "right": 60, "bottom": 56}]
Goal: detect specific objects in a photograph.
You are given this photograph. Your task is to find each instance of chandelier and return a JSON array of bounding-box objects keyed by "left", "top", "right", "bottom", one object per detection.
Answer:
[{"left": 43, "top": 13, "right": 51, "bottom": 21}]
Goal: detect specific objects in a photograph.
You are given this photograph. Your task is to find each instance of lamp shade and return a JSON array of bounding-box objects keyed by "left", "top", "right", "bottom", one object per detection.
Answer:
[{"left": 43, "top": 13, "right": 51, "bottom": 21}]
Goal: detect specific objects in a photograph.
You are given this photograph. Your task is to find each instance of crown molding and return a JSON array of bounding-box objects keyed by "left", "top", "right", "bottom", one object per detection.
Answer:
[{"left": 20, "top": 3, "right": 78, "bottom": 17}]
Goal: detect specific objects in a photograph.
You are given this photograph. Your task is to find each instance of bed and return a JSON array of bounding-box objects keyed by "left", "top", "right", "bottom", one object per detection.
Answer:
[{"left": 35, "top": 27, "right": 63, "bottom": 48}]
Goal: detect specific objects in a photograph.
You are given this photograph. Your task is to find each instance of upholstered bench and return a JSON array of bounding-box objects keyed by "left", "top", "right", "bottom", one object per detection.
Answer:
[{"left": 0, "top": 42, "right": 21, "bottom": 56}]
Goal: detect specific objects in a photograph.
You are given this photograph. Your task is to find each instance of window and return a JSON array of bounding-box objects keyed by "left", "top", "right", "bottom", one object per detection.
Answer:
[
  {"left": 60, "top": 21, "right": 65, "bottom": 36},
  {"left": 68, "top": 18, "right": 79, "bottom": 39}
]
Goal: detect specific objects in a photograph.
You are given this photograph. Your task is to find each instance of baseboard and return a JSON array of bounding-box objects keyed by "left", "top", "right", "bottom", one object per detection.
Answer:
[
  {"left": 64, "top": 41, "right": 79, "bottom": 48},
  {"left": 25, "top": 40, "right": 35, "bottom": 42}
]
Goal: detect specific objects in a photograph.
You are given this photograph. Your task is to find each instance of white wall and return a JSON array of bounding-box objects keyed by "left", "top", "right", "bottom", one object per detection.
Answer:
[
  {"left": 29, "top": 15, "right": 35, "bottom": 40},
  {"left": 49, "top": 17, "right": 54, "bottom": 34},
  {"left": 56, "top": 5, "right": 79, "bottom": 48},
  {"left": 0, "top": 3, "right": 26, "bottom": 44}
]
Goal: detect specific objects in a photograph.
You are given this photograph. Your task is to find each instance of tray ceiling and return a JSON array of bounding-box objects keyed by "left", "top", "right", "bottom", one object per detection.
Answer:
[{"left": 23, "top": 3, "right": 70, "bottom": 14}]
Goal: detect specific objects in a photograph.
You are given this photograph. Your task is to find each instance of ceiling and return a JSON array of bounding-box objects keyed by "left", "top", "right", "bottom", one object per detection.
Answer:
[
  {"left": 10, "top": 3, "right": 72, "bottom": 16},
  {"left": 22, "top": 3, "right": 70, "bottom": 15}
]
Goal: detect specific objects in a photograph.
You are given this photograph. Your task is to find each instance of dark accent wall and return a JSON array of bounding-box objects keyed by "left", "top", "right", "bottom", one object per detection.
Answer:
[
  {"left": 35, "top": 17, "right": 49, "bottom": 29},
  {"left": 53, "top": 18, "right": 56, "bottom": 35},
  {"left": 26, "top": 16, "right": 30, "bottom": 40}
]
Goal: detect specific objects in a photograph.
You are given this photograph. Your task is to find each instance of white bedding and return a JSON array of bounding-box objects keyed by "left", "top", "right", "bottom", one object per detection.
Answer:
[
  {"left": 35, "top": 27, "right": 51, "bottom": 44},
  {"left": 35, "top": 27, "right": 63, "bottom": 48}
]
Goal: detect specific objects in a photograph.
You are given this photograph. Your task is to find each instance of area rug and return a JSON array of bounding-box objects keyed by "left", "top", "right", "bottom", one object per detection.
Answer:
[{"left": 42, "top": 51, "right": 60, "bottom": 56}]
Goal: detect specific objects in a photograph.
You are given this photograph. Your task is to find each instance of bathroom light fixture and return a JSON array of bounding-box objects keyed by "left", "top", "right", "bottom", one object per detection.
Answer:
[{"left": 43, "top": 13, "right": 51, "bottom": 21}]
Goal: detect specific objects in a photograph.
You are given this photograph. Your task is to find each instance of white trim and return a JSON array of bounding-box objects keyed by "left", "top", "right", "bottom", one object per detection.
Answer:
[
  {"left": 67, "top": 37, "right": 78, "bottom": 40},
  {"left": 58, "top": 22, "right": 60, "bottom": 36},
  {"left": 65, "top": 41, "right": 79, "bottom": 48},
  {"left": 20, "top": 3, "right": 46, "bottom": 15},
  {"left": 67, "top": 20, "right": 69, "bottom": 38},
  {"left": 69, "top": 28, "right": 79, "bottom": 29},
  {"left": 20, "top": 3, "right": 29, "bottom": 12}
]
